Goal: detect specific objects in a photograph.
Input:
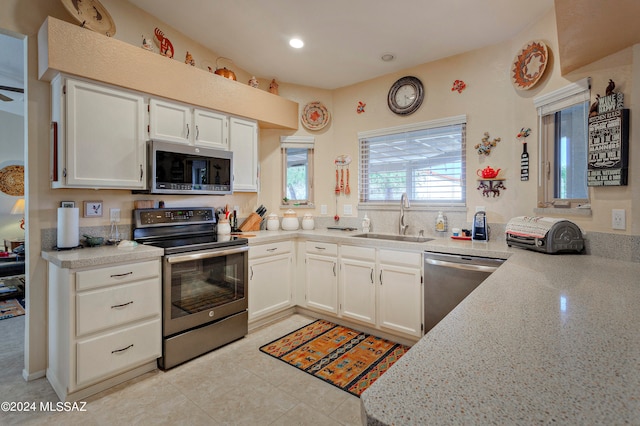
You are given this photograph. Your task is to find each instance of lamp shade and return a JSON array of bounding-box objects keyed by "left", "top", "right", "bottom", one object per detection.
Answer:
[{"left": 10, "top": 198, "right": 25, "bottom": 215}]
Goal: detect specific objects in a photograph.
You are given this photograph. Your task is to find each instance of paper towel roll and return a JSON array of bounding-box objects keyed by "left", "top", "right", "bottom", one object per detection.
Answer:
[{"left": 57, "top": 207, "right": 79, "bottom": 248}]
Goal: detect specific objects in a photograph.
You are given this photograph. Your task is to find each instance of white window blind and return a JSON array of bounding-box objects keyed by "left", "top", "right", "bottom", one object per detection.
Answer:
[{"left": 358, "top": 115, "right": 466, "bottom": 204}]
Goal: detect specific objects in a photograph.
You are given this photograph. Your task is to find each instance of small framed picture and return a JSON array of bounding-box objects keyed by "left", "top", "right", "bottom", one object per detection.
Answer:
[
  {"left": 61, "top": 201, "right": 75, "bottom": 208},
  {"left": 83, "top": 200, "right": 103, "bottom": 217}
]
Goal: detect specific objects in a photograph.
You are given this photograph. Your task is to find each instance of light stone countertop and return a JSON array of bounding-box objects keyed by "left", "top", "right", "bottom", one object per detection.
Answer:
[
  {"left": 41, "top": 243, "right": 164, "bottom": 269},
  {"left": 41, "top": 229, "right": 640, "bottom": 423},
  {"left": 247, "top": 229, "right": 640, "bottom": 424},
  {"left": 360, "top": 249, "right": 640, "bottom": 425}
]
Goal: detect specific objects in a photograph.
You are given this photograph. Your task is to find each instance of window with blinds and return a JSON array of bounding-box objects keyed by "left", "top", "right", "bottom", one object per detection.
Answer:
[{"left": 358, "top": 116, "right": 466, "bottom": 205}]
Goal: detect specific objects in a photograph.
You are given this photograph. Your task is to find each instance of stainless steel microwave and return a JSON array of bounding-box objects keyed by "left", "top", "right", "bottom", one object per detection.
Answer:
[{"left": 142, "top": 140, "right": 233, "bottom": 195}]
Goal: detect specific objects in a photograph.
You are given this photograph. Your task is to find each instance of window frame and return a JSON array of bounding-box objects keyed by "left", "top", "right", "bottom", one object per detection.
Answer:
[
  {"left": 280, "top": 136, "right": 314, "bottom": 207},
  {"left": 534, "top": 78, "right": 591, "bottom": 206},
  {"left": 357, "top": 115, "right": 467, "bottom": 207}
]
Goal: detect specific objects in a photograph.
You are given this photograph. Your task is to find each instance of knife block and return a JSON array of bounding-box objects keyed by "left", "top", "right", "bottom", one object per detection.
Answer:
[{"left": 238, "top": 213, "right": 262, "bottom": 232}]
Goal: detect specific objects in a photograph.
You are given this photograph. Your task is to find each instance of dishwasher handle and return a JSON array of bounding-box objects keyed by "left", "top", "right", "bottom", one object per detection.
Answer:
[{"left": 425, "top": 257, "right": 501, "bottom": 273}]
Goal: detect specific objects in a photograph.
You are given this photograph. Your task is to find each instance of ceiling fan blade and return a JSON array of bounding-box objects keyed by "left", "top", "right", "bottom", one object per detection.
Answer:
[
  {"left": 0, "top": 92, "right": 13, "bottom": 102},
  {"left": 0, "top": 85, "right": 24, "bottom": 93}
]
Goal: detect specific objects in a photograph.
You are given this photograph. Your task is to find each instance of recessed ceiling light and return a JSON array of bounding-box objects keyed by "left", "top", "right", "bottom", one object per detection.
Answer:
[
  {"left": 381, "top": 53, "right": 395, "bottom": 62},
  {"left": 289, "top": 38, "right": 304, "bottom": 49}
]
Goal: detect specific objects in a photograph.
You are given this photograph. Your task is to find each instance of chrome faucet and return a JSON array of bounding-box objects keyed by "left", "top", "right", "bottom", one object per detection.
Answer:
[{"left": 399, "top": 193, "right": 410, "bottom": 235}]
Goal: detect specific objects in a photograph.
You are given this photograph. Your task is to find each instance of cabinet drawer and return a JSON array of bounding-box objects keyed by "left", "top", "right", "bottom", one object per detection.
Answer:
[
  {"left": 340, "top": 245, "right": 375, "bottom": 260},
  {"left": 379, "top": 249, "right": 422, "bottom": 267},
  {"left": 305, "top": 241, "right": 338, "bottom": 256},
  {"left": 76, "top": 319, "right": 161, "bottom": 386},
  {"left": 76, "top": 260, "right": 160, "bottom": 291},
  {"left": 250, "top": 241, "right": 293, "bottom": 259},
  {"left": 76, "top": 278, "right": 161, "bottom": 336}
]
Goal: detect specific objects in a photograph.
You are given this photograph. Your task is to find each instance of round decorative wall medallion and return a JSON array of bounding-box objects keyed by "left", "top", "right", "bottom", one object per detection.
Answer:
[
  {"left": 0, "top": 165, "right": 24, "bottom": 196},
  {"left": 511, "top": 40, "right": 548, "bottom": 91},
  {"left": 61, "top": 0, "right": 116, "bottom": 36},
  {"left": 301, "top": 101, "right": 330, "bottom": 130}
]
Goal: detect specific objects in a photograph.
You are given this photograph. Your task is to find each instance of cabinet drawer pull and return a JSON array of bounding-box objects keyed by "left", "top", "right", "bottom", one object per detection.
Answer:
[
  {"left": 370, "top": 268, "right": 374, "bottom": 284},
  {"left": 186, "top": 123, "right": 190, "bottom": 139},
  {"left": 110, "top": 272, "right": 133, "bottom": 279},
  {"left": 139, "top": 164, "right": 143, "bottom": 181},
  {"left": 111, "top": 301, "right": 134, "bottom": 309},
  {"left": 196, "top": 125, "right": 200, "bottom": 140},
  {"left": 111, "top": 344, "right": 134, "bottom": 354},
  {"left": 266, "top": 247, "right": 278, "bottom": 252},
  {"left": 315, "top": 246, "right": 326, "bottom": 250}
]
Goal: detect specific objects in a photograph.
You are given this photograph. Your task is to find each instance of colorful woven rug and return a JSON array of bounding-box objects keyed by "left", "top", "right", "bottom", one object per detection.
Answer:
[
  {"left": 260, "top": 319, "right": 410, "bottom": 397},
  {"left": 0, "top": 298, "right": 25, "bottom": 320}
]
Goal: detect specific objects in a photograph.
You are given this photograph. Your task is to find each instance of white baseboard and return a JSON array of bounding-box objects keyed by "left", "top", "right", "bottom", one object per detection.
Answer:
[{"left": 23, "top": 368, "right": 46, "bottom": 381}]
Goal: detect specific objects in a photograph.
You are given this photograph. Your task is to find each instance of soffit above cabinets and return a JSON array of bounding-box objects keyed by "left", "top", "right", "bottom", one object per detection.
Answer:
[
  {"left": 37, "top": 17, "right": 298, "bottom": 130},
  {"left": 555, "top": 0, "right": 640, "bottom": 75}
]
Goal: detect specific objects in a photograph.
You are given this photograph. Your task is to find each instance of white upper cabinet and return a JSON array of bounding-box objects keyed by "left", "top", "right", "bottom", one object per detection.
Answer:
[
  {"left": 51, "top": 75, "right": 146, "bottom": 189},
  {"left": 193, "top": 109, "right": 228, "bottom": 149},
  {"left": 148, "top": 99, "right": 229, "bottom": 150},
  {"left": 229, "top": 117, "right": 259, "bottom": 192},
  {"left": 148, "top": 99, "right": 191, "bottom": 144}
]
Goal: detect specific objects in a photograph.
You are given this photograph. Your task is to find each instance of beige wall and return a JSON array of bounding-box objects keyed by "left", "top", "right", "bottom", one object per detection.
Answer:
[{"left": 0, "top": 0, "right": 637, "bottom": 378}]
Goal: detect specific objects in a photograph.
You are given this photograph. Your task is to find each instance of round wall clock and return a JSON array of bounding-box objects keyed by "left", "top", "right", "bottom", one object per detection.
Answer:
[
  {"left": 61, "top": 0, "right": 116, "bottom": 37},
  {"left": 388, "top": 76, "right": 424, "bottom": 115}
]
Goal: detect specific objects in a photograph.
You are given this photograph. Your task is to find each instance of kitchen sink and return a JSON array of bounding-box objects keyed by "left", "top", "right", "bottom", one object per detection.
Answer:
[{"left": 352, "top": 233, "right": 433, "bottom": 243}]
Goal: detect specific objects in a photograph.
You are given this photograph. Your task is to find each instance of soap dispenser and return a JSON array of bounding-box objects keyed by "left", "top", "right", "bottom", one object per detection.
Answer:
[
  {"left": 362, "top": 214, "right": 371, "bottom": 233},
  {"left": 435, "top": 211, "right": 447, "bottom": 232}
]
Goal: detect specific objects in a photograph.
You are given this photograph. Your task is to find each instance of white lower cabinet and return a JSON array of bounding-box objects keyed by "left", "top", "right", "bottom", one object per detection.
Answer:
[
  {"left": 248, "top": 241, "right": 294, "bottom": 322},
  {"left": 47, "top": 258, "right": 162, "bottom": 401},
  {"left": 339, "top": 246, "right": 376, "bottom": 325},
  {"left": 378, "top": 250, "right": 423, "bottom": 337},
  {"left": 304, "top": 243, "right": 423, "bottom": 339},
  {"left": 305, "top": 241, "right": 339, "bottom": 314}
]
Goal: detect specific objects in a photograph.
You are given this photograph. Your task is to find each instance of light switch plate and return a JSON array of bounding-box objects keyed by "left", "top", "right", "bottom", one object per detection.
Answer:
[
  {"left": 612, "top": 209, "right": 625, "bottom": 230},
  {"left": 320, "top": 204, "right": 328, "bottom": 215},
  {"left": 343, "top": 204, "right": 353, "bottom": 215}
]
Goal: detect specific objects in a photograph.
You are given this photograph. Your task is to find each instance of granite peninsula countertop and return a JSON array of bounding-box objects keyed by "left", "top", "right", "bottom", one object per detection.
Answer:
[{"left": 360, "top": 249, "right": 640, "bottom": 425}]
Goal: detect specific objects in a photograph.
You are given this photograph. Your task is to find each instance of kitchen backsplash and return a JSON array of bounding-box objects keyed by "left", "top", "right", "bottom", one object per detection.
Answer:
[{"left": 41, "top": 215, "right": 640, "bottom": 263}]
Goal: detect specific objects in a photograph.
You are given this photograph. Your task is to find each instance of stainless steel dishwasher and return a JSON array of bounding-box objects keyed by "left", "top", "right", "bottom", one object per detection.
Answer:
[{"left": 423, "top": 251, "right": 505, "bottom": 333}]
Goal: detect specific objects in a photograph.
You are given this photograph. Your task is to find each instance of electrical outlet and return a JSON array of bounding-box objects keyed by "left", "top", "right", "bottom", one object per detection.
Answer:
[
  {"left": 320, "top": 204, "right": 328, "bottom": 215},
  {"left": 110, "top": 208, "right": 121, "bottom": 223},
  {"left": 612, "top": 209, "right": 626, "bottom": 230},
  {"left": 343, "top": 204, "right": 353, "bottom": 215}
]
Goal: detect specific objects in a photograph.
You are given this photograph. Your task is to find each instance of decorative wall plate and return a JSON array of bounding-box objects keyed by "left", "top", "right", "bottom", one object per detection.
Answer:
[
  {"left": 511, "top": 40, "right": 548, "bottom": 91},
  {"left": 301, "top": 101, "right": 330, "bottom": 130},
  {"left": 61, "top": 0, "right": 116, "bottom": 36},
  {"left": 0, "top": 165, "right": 24, "bottom": 196}
]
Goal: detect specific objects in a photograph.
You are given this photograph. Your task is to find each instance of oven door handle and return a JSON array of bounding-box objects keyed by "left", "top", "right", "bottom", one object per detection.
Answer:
[{"left": 165, "top": 246, "right": 249, "bottom": 264}]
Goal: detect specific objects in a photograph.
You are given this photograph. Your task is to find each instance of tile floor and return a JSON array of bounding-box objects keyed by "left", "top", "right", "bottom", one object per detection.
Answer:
[{"left": 0, "top": 314, "right": 363, "bottom": 425}]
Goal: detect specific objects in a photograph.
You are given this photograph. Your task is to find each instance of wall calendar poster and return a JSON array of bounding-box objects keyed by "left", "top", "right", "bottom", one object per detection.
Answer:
[{"left": 587, "top": 91, "right": 629, "bottom": 187}]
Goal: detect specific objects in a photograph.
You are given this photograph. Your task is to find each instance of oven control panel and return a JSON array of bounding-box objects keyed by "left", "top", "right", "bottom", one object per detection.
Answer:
[{"left": 134, "top": 208, "right": 215, "bottom": 227}]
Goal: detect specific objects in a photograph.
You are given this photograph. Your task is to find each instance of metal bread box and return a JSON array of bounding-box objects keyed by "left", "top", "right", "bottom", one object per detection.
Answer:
[{"left": 506, "top": 216, "right": 585, "bottom": 254}]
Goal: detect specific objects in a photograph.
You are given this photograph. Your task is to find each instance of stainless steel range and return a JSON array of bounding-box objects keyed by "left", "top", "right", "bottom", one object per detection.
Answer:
[{"left": 133, "top": 207, "right": 249, "bottom": 369}]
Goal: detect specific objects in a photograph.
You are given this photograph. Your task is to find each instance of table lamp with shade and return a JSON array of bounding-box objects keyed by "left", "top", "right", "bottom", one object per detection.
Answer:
[{"left": 10, "top": 198, "right": 25, "bottom": 230}]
